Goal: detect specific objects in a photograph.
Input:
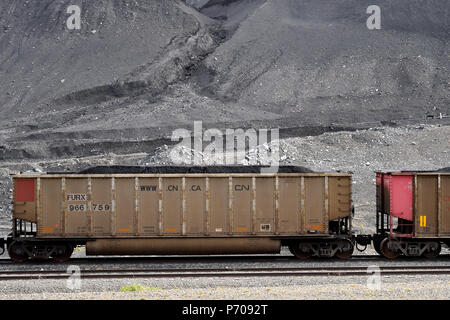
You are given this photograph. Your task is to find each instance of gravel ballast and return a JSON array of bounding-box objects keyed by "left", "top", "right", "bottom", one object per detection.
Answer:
[
  {"left": 0, "top": 247, "right": 449, "bottom": 300},
  {"left": 0, "top": 275, "right": 449, "bottom": 300}
]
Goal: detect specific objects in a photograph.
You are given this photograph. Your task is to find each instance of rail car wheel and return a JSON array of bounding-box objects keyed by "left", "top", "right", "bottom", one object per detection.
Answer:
[
  {"left": 290, "top": 243, "right": 312, "bottom": 260},
  {"left": 334, "top": 239, "right": 354, "bottom": 259},
  {"left": 52, "top": 244, "right": 74, "bottom": 262},
  {"left": 8, "top": 241, "right": 29, "bottom": 263},
  {"left": 380, "top": 238, "right": 400, "bottom": 259},
  {"left": 372, "top": 238, "right": 383, "bottom": 256},
  {"left": 422, "top": 242, "right": 441, "bottom": 259}
]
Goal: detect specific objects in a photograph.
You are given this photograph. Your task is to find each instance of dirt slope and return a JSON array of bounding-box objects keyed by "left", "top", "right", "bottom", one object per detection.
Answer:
[
  {"left": 0, "top": 0, "right": 203, "bottom": 119},
  {"left": 198, "top": 0, "right": 449, "bottom": 123},
  {"left": 0, "top": 0, "right": 448, "bottom": 162}
]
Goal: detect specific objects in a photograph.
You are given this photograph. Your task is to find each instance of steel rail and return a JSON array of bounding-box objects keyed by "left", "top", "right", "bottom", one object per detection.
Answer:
[
  {"left": 1, "top": 265, "right": 450, "bottom": 280},
  {"left": 0, "top": 254, "right": 449, "bottom": 265},
  {"left": 0, "top": 255, "right": 334, "bottom": 264}
]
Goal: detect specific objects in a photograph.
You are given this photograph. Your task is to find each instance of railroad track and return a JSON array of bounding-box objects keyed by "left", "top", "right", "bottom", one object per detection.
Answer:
[
  {"left": 1, "top": 265, "right": 450, "bottom": 280},
  {"left": 1, "top": 254, "right": 449, "bottom": 265}
]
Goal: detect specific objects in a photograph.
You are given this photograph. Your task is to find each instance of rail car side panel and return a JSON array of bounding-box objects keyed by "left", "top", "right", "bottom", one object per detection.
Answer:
[
  {"left": 65, "top": 178, "right": 89, "bottom": 235},
  {"left": 91, "top": 178, "right": 112, "bottom": 235},
  {"left": 209, "top": 178, "right": 229, "bottom": 234},
  {"left": 304, "top": 177, "right": 326, "bottom": 233},
  {"left": 278, "top": 177, "right": 301, "bottom": 233},
  {"left": 185, "top": 177, "right": 206, "bottom": 235},
  {"left": 137, "top": 178, "right": 159, "bottom": 235},
  {"left": 232, "top": 177, "right": 252, "bottom": 234},
  {"left": 115, "top": 178, "right": 135, "bottom": 235},
  {"left": 255, "top": 177, "right": 275, "bottom": 234},
  {"left": 328, "top": 176, "right": 352, "bottom": 221},
  {"left": 13, "top": 178, "right": 37, "bottom": 223},
  {"left": 162, "top": 178, "right": 182, "bottom": 235},
  {"left": 23, "top": 173, "right": 352, "bottom": 239},
  {"left": 39, "top": 179, "right": 62, "bottom": 237},
  {"left": 440, "top": 175, "right": 450, "bottom": 236},
  {"left": 390, "top": 175, "right": 413, "bottom": 221},
  {"left": 415, "top": 176, "right": 438, "bottom": 237}
]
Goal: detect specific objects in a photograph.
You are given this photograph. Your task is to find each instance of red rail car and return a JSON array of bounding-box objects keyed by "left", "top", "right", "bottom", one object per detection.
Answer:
[{"left": 372, "top": 171, "right": 450, "bottom": 258}]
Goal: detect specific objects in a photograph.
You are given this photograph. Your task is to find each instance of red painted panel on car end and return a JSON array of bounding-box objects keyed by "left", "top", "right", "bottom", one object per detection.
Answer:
[
  {"left": 389, "top": 174, "right": 413, "bottom": 221},
  {"left": 16, "top": 179, "right": 35, "bottom": 202}
]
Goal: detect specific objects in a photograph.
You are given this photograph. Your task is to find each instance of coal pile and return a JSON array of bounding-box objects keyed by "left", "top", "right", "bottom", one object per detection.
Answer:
[
  {"left": 0, "top": 0, "right": 448, "bottom": 161},
  {"left": 77, "top": 165, "right": 314, "bottom": 174}
]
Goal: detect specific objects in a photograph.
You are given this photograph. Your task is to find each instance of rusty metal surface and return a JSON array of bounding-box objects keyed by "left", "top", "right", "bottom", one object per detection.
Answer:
[{"left": 12, "top": 177, "right": 37, "bottom": 223}]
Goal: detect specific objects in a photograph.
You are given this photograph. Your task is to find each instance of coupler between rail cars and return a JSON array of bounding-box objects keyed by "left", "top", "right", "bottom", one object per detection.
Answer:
[{"left": 353, "top": 234, "right": 372, "bottom": 252}]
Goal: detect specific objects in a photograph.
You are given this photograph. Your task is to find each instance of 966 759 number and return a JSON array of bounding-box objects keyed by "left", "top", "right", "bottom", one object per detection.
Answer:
[{"left": 68, "top": 204, "right": 110, "bottom": 212}]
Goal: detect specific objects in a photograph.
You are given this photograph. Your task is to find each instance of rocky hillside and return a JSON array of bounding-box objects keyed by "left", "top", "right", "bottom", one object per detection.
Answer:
[{"left": 0, "top": 0, "right": 448, "bottom": 161}]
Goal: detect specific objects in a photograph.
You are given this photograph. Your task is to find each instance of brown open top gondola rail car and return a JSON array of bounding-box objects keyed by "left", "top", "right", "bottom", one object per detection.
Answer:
[{"left": 1, "top": 166, "right": 354, "bottom": 262}]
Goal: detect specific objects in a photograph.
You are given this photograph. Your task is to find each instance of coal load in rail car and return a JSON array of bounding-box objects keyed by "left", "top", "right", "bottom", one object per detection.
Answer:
[
  {"left": 77, "top": 165, "right": 315, "bottom": 174},
  {"left": 1, "top": 166, "right": 354, "bottom": 262}
]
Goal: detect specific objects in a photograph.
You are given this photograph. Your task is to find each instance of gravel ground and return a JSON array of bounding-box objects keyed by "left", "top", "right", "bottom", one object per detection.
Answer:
[{"left": 0, "top": 275, "right": 449, "bottom": 300}]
